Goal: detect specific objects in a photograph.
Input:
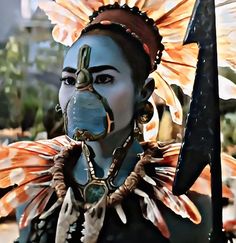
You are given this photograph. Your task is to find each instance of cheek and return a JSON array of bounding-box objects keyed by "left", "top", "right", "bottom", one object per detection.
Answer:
[
  {"left": 111, "top": 88, "right": 133, "bottom": 114},
  {"left": 106, "top": 82, "right": 135, "bottom": 130},
  {"left": 59, "top": 84, "right": 74, "bottom": 112}
]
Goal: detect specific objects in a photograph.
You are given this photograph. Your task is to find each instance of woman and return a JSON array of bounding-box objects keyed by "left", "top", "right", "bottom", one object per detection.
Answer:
[{"left": 0, "top": 0, "right": 236, "bottom": 242}]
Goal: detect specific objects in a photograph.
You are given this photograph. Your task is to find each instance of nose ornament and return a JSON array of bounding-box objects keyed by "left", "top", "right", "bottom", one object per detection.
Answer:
[
  {"left": 76, "top": 68, "right": 93, "bottom": 89},
  {"left": 75, "top": 44, "right": 92, "bottom": 89}
]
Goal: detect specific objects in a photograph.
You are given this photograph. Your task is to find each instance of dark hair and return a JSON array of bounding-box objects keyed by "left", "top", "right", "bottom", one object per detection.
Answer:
[{"left": 81, "top": 23, "right": 152, "bottom": 91}]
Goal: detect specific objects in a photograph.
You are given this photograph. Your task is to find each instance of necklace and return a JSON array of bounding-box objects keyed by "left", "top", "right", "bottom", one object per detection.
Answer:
[
  {"left": 51, "top": 135, "right": 142, "bottom": 207},
  {"left": 81, "top": 135, "right": 133, "bottom": 204}
]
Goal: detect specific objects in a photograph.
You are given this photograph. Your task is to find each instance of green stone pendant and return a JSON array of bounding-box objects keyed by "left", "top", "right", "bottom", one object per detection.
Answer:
[{"left": 84, "top": 181, "right": 108, "bottom": 204}]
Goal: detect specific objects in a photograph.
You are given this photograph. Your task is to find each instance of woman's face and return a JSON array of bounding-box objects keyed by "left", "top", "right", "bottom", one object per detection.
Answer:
[{"left": 59, "top": 34, "right": 137, "bottom": 140}]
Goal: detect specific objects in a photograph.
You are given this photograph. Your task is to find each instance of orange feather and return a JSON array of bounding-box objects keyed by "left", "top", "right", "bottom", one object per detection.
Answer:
[
  {"left": 9, "top": 141, "right": 60, "bottom": 156},
  {"left": 0, "top": 175, "right": 51, "bottom": 218},
  {"left": 140, "top": 196, "right": 170, "bottom": 238},
  {"left": 19, "top": 187, "right": 54, "bottom": 228},
  {"left": 0, "top": 166, "right": 51, "bottom": 188}
]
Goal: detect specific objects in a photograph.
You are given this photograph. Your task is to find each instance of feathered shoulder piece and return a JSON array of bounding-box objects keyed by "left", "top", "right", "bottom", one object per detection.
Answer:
[
  {"left": 130, "top": 141, "right": 236, "bottom": 238},
  {"left": 0, "top": 135, "right": 78, "bottom": 229}
]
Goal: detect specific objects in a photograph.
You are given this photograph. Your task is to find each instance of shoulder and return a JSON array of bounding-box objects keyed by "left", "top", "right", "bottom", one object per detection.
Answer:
[{"left": 139, "top": 141, "right": 212, "bottom": 243}]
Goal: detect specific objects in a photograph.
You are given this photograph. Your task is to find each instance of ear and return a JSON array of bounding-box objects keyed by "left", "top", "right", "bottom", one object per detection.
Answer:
[{"left": 138, "top": 78, "right": 155, "bottom": 103}]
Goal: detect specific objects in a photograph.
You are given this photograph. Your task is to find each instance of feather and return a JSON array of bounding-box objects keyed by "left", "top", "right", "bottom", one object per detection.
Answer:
[
  {"left": 143, "top": 96, "right": 159, "bottom": 142},
  {"left": 150, "top": 151, "right": 232, "bottom": 222},
  {"left": 223, "top": 220, "right": 236, "bottom": 233},
  {"left": 0, "top": 167, "right": 50, "bottom": 188},
  {"left": 39, "top": 200, "right": 62, "bottom": 220},
  {"left": 153, "top": 144, "right": 233, "bottom": 198},
  {"left": 151, "top": 71, "right": 183, "bottom": 125},
  {"left": 143, "top": 175, "right": 157, "bottom": 186},
  {"left": 88, "top": 0, "right": 103, "bottom": 10},
  {"left": 160, "top": 43, "right": 198, "bottom": 96},
  {"left": 9, "top": 141, "right": 59, "bottom": 156},
  {"left": 191, "top": 165, "right": 233, "bottom": 199},
  {"left": 138, "top": 189, "right": 170, "bottom": 238},
  {"left": 38, "top": 1, "right": 84, "bottom": 46},
  {"left": 216, "top": 1, "right": 236, "bottom": 70},
  {"left": 102, "top": 0, "right": 110, "bottom": 5},
  {"left": 0, "top": 149, "right": 51, "bottom": 170},
  {"left": 114, "top": 204, "right": 127, "bottom": 224},
  {"left": 52, "top": 25, "right": 80, "bottom": 46},
  {"left": 0, "top": 144, "right": 53, "bottom": 189},
  {"left": 177, "top": 194, "right": 202, "bottom": 224},
  {"left": 38, "top": 1, "right": 84, "bottom": 24},
  {"left": 153, "top": 186, "right": 201, "bottom": 224},
  {"left": 142, "top": 0, "right": 183, "bottom": 21},
  {"left": 117, "top": 0, "right": 127, "bottom": 6},
  {"left": 143, "top": 142, "right": 234, "bottom": 200},
  {"left": 156, "top": 0, "right": 195, "bottom": 29},
  {"left": 134, "top": 0, "right": 146, "bottom": 9},
  {"left": 19, "top": 187, "right": 54, "bottom": 228},
  {"left": 218, "top": 76, "right": 236, "bottom": 100},
  {"left": 126, "top": 0, "right": 138, "bottom": 7},
  {"left": 162, "top": 144, "right": 235, "bottom": 198},
  {"left": 133, "top": 188, "right": 170, "bottom": 238},
  {"left": 38, "top": 135, "right": 79, "bottom": 152},
  {"left": 0, "top": 175, "right": 51, "bottom": 217},
  {"left": 134, "top": 188, "right": 149, "bottom": 198},
  {"left": 51, "top": 135, "right": 76, "bottom": 146},
  {"left": 57, "top": 0, "right": 93, "bottom": 20},
  {"left": 108, "top": 0, "right": 115, "bottom": 4}
]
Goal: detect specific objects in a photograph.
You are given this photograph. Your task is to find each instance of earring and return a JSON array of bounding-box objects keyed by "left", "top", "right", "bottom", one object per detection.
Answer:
[
  {"left": 55, "top": 103, "right": 62, "bottom": 113},
  {"left": 136, "top": 101, "right": 154, "bottom": 124}
]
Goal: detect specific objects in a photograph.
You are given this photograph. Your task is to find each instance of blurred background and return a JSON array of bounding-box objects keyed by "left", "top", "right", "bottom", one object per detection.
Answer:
[
  {"left": 0, "top": 0, "right": 64, "bottom": 241},
  {"left": 0, "top": 0, "right": 65, "bottom": 146},
  {"left": 0, "top": 0, "right": 235, "bottom": 242}
]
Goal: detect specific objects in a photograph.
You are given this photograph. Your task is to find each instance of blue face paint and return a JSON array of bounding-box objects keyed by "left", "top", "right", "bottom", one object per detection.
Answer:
[
  {"left": 63, "top": 44, "right": 114, "bottom": 141},
  {"left": 60, "top": 35, "right": 135, "bottom": 141}
]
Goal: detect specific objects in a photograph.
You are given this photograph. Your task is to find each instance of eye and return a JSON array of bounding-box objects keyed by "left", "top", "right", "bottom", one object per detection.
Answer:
[
  {"left": 60, "top": 77, "right": 76, "bottom": 86},
  {"left": 94, "top": 74, "right": 114, "bottom": 84}
]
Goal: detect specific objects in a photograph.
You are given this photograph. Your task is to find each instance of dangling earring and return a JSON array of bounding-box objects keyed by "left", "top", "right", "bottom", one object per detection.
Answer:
[
  {"left": 136, "top": 101, "right": 154, "bottom": 124},
  {"left": 55, "top": 103, "right": 62, "bottom": 113}
]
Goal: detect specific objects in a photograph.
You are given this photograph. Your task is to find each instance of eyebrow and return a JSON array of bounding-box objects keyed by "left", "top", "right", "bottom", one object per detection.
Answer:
[
  {"left": 62, "top": 65, "right": 120, "bottom": 74},
  {"left": 88, "top": 65, "right": 120, "bottom": 73},
  {"left": 62, "top": 67, "right": 76, "bottom": 73}
]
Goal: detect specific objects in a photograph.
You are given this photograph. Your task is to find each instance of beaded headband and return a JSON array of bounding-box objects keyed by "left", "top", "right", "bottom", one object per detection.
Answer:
[{"left": 87, "top": 3, "right": 164, "bottom": 72}]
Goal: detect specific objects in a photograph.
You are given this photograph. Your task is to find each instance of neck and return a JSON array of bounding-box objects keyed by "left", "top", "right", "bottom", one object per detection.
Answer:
[
  {"left": 86, "top": 124, "right": 133, "bottom": 162},
  {"left": 73, "top": 124, "right": 143, "bottom": 185}
]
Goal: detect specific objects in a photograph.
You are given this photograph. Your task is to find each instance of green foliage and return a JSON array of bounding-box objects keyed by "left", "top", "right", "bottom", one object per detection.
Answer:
[
  {"left": 221, "top": 112, "right": 236, "bottom": 147},
  {"left": 0, "top": 32, "right": 64, "bottom": 136}
]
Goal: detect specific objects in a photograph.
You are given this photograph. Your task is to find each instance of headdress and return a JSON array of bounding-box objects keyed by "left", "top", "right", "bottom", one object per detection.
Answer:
[{"left": 38, "top": 0, "right": 236, "bottom": 141}]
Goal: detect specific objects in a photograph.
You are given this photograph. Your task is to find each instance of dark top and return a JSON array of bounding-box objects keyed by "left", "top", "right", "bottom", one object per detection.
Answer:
[{"left": 17, "top": 191, "right": 211, "bottom": 243}]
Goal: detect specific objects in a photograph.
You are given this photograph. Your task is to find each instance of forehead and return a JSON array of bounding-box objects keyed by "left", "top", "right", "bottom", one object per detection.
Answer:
[{"left": 63, "top": 35, "right": 130, "bottom": 71}]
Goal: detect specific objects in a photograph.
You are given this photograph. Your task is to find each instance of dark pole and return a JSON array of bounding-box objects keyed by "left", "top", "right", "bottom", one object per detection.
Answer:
[{"left": 172, "top": 0, "right": 227, "bottom": 242}]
